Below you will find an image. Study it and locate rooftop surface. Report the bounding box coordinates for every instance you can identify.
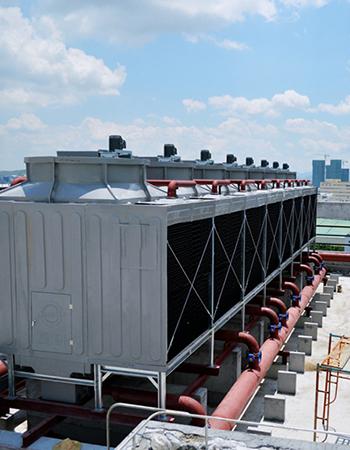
[262,275,350,443]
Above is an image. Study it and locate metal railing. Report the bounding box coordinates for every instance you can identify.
[106,403,350,450]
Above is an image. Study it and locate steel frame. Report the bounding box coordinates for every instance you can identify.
[314,333,350,442]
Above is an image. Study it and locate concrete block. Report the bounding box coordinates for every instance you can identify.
[323,285,334,299]
[264,395,285,422]
[277,370,297,395]
[298,335,312,356]
[314,301,327,317]
[310,310,323,327]
[314,292,331,307]
[289,351,305,373]
[247,427,272,436]
[327,279,337,291]
[304,322,318,341]
[266,363,287,380]
[296,314,311,329]
[329,274,339,283]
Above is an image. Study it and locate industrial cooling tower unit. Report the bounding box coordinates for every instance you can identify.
[0,144,316,409]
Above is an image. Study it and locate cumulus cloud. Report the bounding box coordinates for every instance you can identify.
[317,95,350,115]
[182,98,207,112]
[0,7,126,107]
[35,0,278,45]
[285,118,338,135]
[208,90,310,116]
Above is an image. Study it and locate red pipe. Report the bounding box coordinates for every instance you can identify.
[209,268,326,430]
[0,363,7,377]
[182,320,259,397]
[311,252,324,263]
[10,176,27,186]
[317,251,350,263]
[253,296,288,326]
[306,256,320,266]
[282,281,300,296]
[294,263,313,277]
[267,297,288,326]
[246,306,280,339]
[178,396,206,426]
[195,179,233,195]
[147,179,197,198]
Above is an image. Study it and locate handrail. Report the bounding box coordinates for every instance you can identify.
[107,402,350,450]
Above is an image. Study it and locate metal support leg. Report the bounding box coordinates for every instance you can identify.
[94,364,103,411]
[259,320,265,346]
[157,372,166,409]
[210,218,215,367]
[7,355,15,399]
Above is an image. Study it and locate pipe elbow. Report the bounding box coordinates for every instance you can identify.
[237,332,261,369]
[267,297,288,326]
[178,396,206,427]
[283,281,301,306]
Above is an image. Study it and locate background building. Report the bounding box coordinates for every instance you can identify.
[312,159,349,187]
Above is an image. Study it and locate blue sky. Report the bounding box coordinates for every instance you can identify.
[0,0,350,172]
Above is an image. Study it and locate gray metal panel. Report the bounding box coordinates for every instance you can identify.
[0,206,14,347]
[85,206,167,369]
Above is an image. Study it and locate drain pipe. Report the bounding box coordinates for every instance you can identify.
[214,331,261,370]
[246,306,281,339]
[209,268,326,430]
[294,263,314,286]
[253,296,289,327]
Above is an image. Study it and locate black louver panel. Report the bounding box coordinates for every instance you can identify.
[293,197,302,250]
[282,199,293,261]
[167,192,314,363]
[302,195,310,245]
[167,219,211,360]
[310,194,317,239]
[245,207,264,294]
[214,212,243,320]
[266,202,281,275]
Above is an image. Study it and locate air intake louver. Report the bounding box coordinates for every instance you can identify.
[167,219,212,359]
[294,197,302,250]
[282,199,293,261]
[267,203,281,275]
[214,212,243,320]
[245,207,264,294]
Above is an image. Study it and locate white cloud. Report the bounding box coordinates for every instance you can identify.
[208,90,310,116]
[285,118,338,135]
[0,7,126,107]
[280,0,329,7]
[5,113,46,131]
[185,33,249,51]
[182,98,207,112]
[35,0,277,45]
[317,95,350,115]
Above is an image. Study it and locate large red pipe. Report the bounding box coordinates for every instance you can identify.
[318,252,350,263]
[209,268,326,430]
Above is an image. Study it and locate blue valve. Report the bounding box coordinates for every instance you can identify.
[248,351,262,365]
